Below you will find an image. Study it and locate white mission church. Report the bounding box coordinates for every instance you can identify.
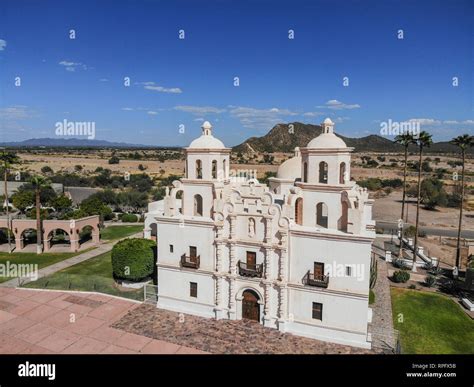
[144,118,376,348]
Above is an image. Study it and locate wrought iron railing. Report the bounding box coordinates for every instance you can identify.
[180,254,200,269]
[303,270,329,288]
[238,260,263,278]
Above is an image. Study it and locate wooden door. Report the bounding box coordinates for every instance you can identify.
[189,246,197,262]
[314,262,324,279]
[242,290,259,322]
[246,251,256,269]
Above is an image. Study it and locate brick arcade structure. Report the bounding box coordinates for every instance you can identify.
[0,215,100,253]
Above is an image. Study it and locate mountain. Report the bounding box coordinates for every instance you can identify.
[232,122,473,154]
[0,138,150,148]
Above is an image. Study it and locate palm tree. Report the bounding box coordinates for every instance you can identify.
[412,131,433,272]
[0,151,20,253]
[450,134,474,272]
[30,176,50,255]
[394,133,416,258]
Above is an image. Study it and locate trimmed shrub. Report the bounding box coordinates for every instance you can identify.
[111,238,156,282]
[393,270,410,283]
[369,290,375,305]
[121,213,138,223]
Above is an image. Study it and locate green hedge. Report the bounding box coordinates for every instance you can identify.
[393,270,411,283]
[121,213,138,223]
[111,238,156,281]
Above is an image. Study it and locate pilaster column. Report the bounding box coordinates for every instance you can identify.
[229,215,237,275]
[279,286,288,320]
[279,231,288,281]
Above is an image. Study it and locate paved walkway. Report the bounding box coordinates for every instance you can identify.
[112,304,375,354]
[0,288,205,354]
[369,239,398,353]
[0,232,142,288]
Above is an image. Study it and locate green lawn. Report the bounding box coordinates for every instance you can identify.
[24,251,143,301]
[100,225,143,241]
[0,251,87,284]
[391,288,474,354]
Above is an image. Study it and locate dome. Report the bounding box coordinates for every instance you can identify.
[277,149,302,179]
[189,135,225,149]
[188,121,226,149]
[307,132,347,149]
[323,117,334,124]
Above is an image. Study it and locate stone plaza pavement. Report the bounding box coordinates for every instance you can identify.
[113,304,375,354]
[0,288,205,354]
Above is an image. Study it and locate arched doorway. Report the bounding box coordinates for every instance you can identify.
[21,228,37,249]
[316,202,328,228]
[46,228,71,250]
[242,289,260,322]
[295,198,303,225]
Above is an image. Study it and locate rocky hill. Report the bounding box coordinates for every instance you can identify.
[232,122,473,155]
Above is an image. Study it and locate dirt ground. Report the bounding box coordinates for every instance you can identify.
[372,191,474,230]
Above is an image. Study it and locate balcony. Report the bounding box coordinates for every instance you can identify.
[180,254,200,269]
[303,271,329,288]
[238,260,263,278]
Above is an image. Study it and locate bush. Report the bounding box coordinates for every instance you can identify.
[121,213,138,223]
[111,238,156,282]
[369,290,375,305]
[393,270,410,283]
[424,275,437,288]
[408,284,417,290]
[393,258,409,270]
[108,156,120,164]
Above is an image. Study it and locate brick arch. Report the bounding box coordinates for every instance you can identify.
[43,226,72,252]
[8,216,100,253]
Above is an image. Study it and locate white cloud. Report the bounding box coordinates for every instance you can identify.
[318,99,361,110]
[174,105,226,115]
[137,81,182,94]
[228,105,298,130]
[0,105,31,119]
[303,111,324,117]
[59,60,89,72]
[443,119,474,125]
[99,78,108,82]
[121,107,134,111]
[408,118,441,125]
[194,117,205,122]
[0,39,6,51]
[147,111,158,115]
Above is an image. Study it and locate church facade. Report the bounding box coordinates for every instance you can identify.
[144,119,375,348]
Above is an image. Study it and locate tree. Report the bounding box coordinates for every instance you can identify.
[412,131,433,272]
[108,156,120,164]
[11,190,35,212]
[51,194,73,218]
[30,175,51,254]
[79,196,113,222]
[0,151,20,253]
[420,178,447,210]
[450,134,474,272]
[394,133,416,259]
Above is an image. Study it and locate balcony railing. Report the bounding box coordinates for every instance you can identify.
[304,270,329,288]
[180,254,200,269]
[238,260,263,278]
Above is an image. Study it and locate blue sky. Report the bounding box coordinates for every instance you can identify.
[0,0,472,146]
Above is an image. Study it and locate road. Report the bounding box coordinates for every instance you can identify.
[375,221,474,239]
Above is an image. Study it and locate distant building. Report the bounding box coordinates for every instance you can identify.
[145,119,376,348]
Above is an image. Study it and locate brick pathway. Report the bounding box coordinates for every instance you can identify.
[369,239,398,353]
[0,288,204,354]
[0,232,142,288]
[112,304,376,354]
